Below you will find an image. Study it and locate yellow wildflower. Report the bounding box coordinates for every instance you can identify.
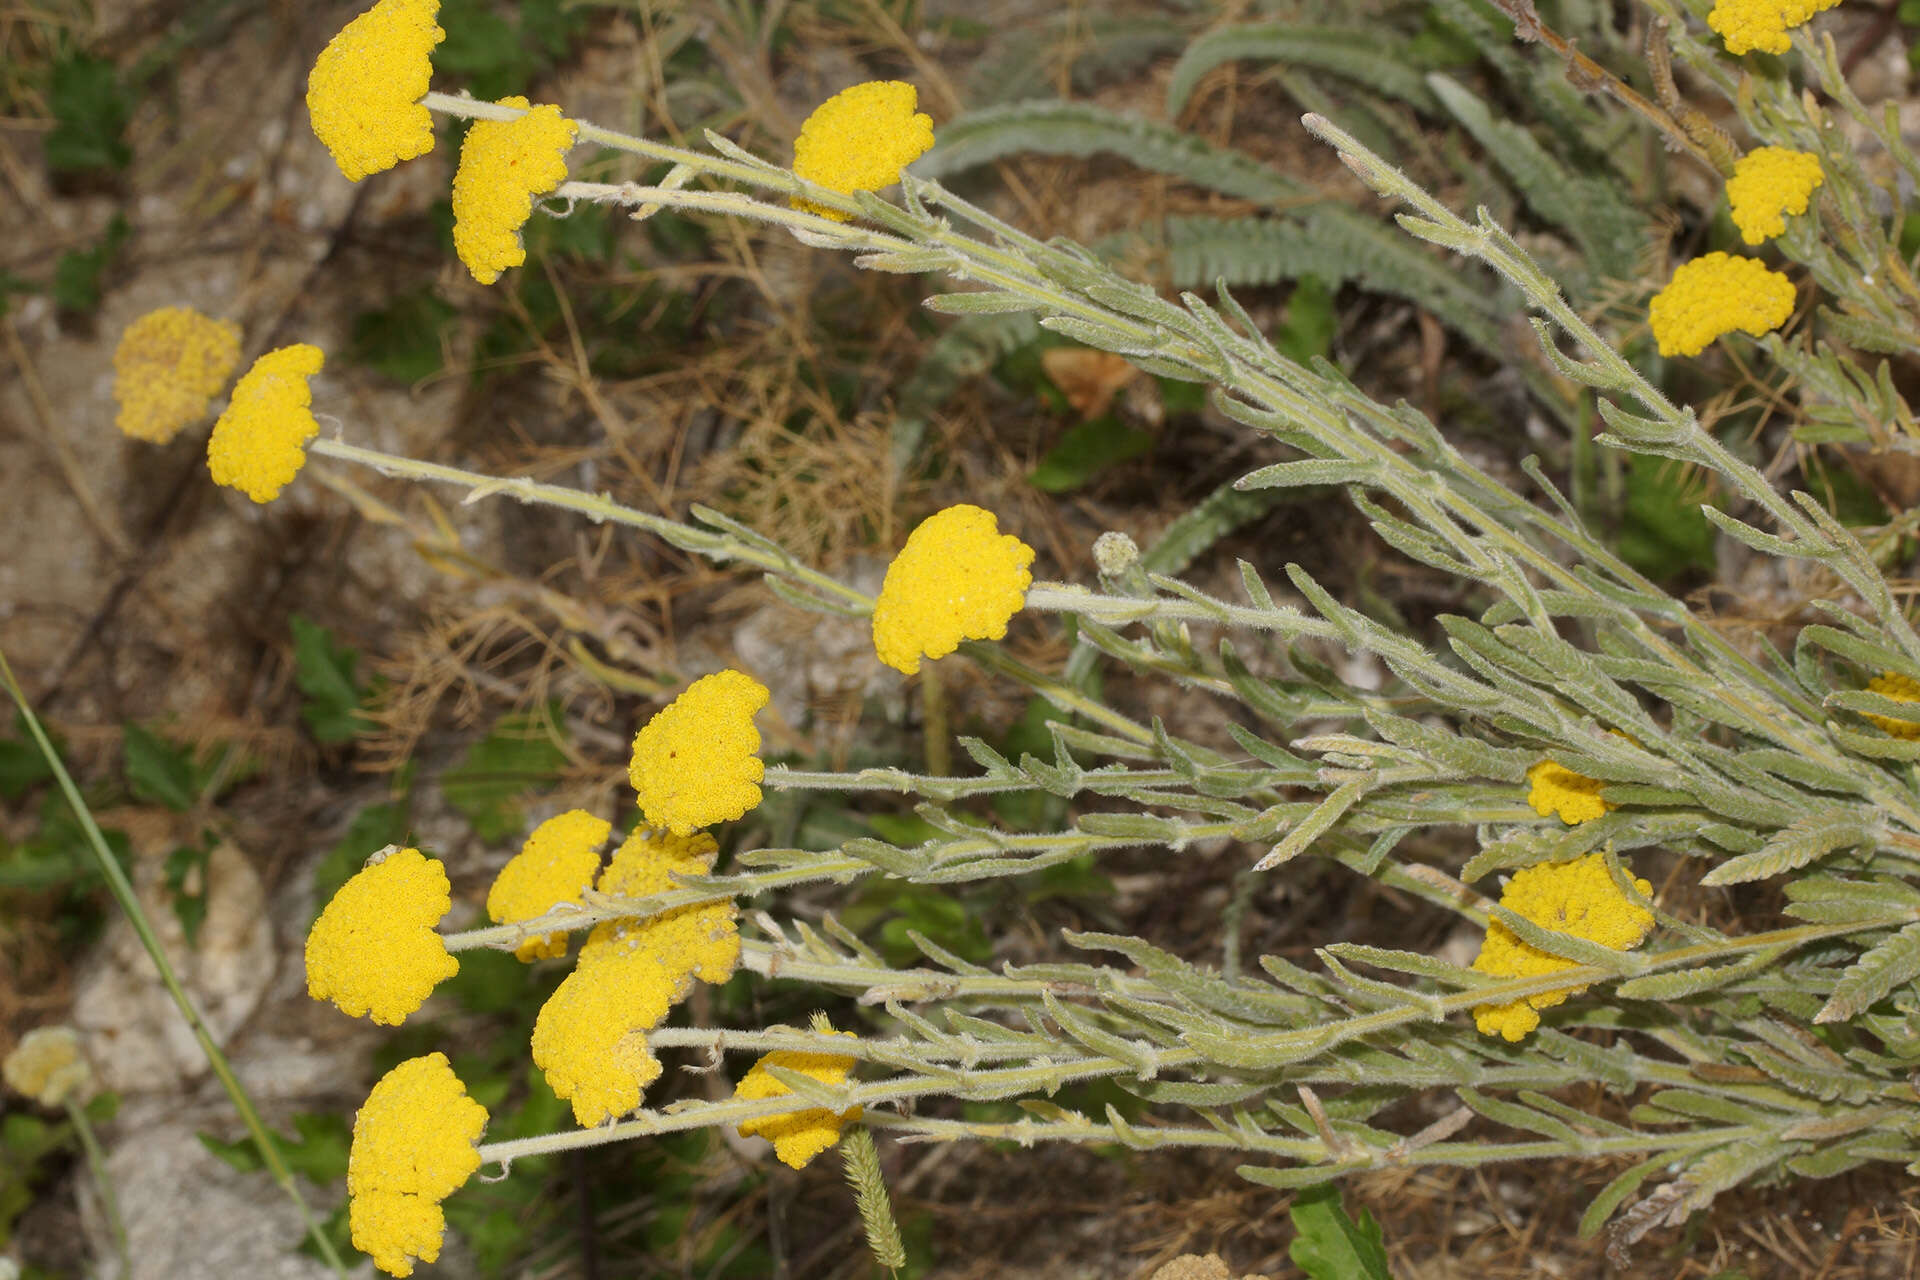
[734,1031,862,1169]
[111,307,242,444]
[872,504,1034,675]
[206,344,325,503]
[1647,252,1796,358]
[1471,853,1655,1042]
[791,80,935,221]
[306,847,459,1025]
[487,809,610,961]
[307,0,445,182]
[628,669,770,836]
[1525,759,1611,825]
[1863,672,1920,739]
[1707,0,1840,57]
[451,97,578,284]
[3,1026,91,1107]
[1727,147,1823,244]
[347,1053,488,1277]
[531,830,740,1126]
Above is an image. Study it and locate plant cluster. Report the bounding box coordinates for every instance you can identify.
[61,0,1920,1272]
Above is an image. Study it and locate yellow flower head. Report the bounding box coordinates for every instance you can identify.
[531,830,740,1126]
[306,846,459,1025]
[112,307,242,444]
[1863,672,1920,739]
[1525,759,1611,826]
[347,1053,488,1277]
[1727,146,1823,245]
[1647,252,1795,358]
[734,1030,862,1169]
[487,809,611,962]
[206,344,325,503]
[1707,0,1840,57]
[872,504,1034,675]
[307,0,445,182]
[1471,853,1655,1042]
[791,80,935,221]
[3,1026,91,1107]
[451,97,578,284]
[628,669,770,836]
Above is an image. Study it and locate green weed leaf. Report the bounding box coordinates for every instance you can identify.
[44,52,132,175]
[290,615,373,744]
[52,214,128,315]
[1029,416,1154,492]
[123,722,200,812]
[1288,1183,1393,1279]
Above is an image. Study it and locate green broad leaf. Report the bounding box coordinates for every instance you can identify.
[52,214,128,315]
[1616,452,1716,580]
[435,0,589,101]
[1275,275,1336,364]
[43,52,133,175]
[0,714,54,799]
[1028,416,1154,493]
[348,287,457,385]
[442,709,569,843]
[289,614,372,744]
[1288,1183,1393,1279]
[123,722,200,812]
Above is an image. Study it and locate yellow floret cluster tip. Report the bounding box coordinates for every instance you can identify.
[451,97,579,284]
[1471,853,1656,1042]
[306,846,459,1025]
[1863,672,1920,739]
[791,80,936,221]
[531,830,741,1125]
[872,504,1035,675]
[112,307,242,444]
[206,344,325,503]
[1727,146,1823,244]
[347,1053,488,1276]
[486,809,611,961]
[3,1026,91,1107]
[1707,0,1841,56]
[734,1031,862,1168]
[628,669,770,836]
[1647,252,1796,358]
[1525,759,1611,826]
[307,0,445,182]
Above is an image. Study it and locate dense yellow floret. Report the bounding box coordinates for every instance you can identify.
[206,344,325,503]
[1647,253,1796,358]
[347,1053,488,1276]
[486,809,610,961]
[531,830,740,1126]
[1525,759,1612,826]
[111,307,242,444]
[734,1031,862,1169]
[791,81,935,221]
[1471,853,1655,1042]
[3,1026,91,1107]
[305,847,459,1025]
[1863,672,1920,739]
[451,97,578,284]
[1707,0,1840,56]
[1727,147,1823,244]
[307,0,443,182]
[872,504,1034,675]
[628,670,770,835]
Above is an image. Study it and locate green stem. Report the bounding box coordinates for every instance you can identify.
[0,649,347,1277]
[65,1096,130,1279]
